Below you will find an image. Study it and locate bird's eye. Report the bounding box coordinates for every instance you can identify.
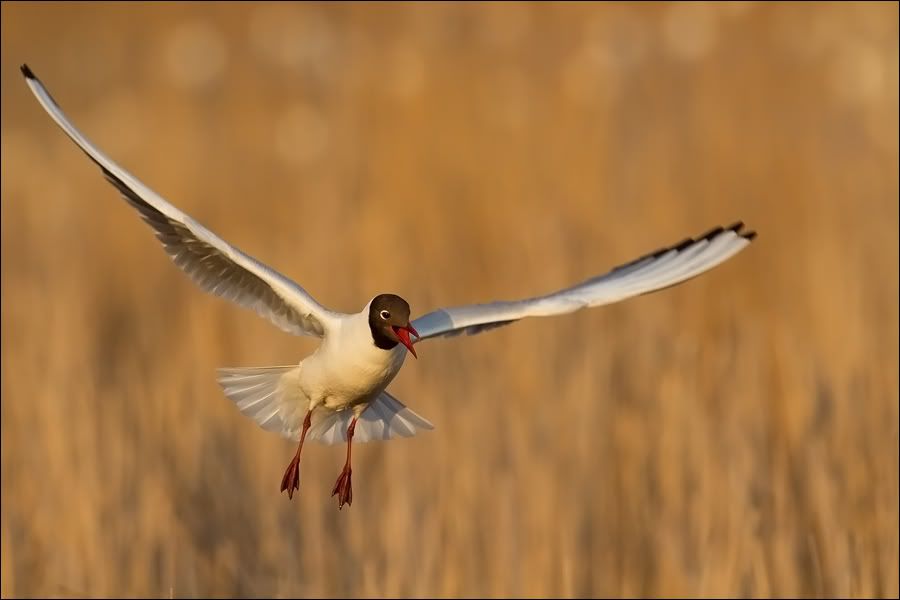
[380,310,391,320]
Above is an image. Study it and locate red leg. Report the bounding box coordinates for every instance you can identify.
[280,410,312,500]
[331,417,357,510]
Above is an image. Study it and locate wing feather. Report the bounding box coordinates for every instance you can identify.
[413,222,756,341]
[21,64,339,337]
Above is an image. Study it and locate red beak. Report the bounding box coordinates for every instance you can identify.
[393,323,420,358]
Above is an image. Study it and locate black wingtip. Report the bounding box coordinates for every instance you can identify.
[673,237,694,252]
[20,64,35,79]
[700,225,725,241]
[727,220,757,241]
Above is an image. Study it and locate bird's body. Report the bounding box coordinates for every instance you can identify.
[296,301,408,413]
[21,63,757,510]
[219,299,411,439]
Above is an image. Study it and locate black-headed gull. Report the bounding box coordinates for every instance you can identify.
[21,64,757,509]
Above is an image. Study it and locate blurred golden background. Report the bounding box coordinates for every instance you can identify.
[2,2,897,598]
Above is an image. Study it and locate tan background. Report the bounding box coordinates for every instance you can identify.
[2,2,898,597]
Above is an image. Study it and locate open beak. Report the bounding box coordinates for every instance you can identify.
[392,323,420,358]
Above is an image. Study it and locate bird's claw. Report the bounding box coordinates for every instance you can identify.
[331,466,353,509]
[280,456,301,499]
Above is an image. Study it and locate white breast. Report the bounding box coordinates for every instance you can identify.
[298,311,407,410]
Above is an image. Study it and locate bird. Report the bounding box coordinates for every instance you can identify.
[21,63,757,510]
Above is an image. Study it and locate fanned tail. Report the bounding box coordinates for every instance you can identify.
[216,365,306,440]
[307,391,434,445]
[217,367,434,446]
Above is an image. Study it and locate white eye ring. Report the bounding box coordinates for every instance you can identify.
[380,310,391,320]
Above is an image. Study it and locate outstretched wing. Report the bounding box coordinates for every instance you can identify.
[412,222,756,341]
[21,64,340,337]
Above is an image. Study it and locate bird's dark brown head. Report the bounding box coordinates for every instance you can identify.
[368,294,420,358]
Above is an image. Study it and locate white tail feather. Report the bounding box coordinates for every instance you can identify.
[216,365,305,439]
[307,391,434,445]
[216,366,434,446]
